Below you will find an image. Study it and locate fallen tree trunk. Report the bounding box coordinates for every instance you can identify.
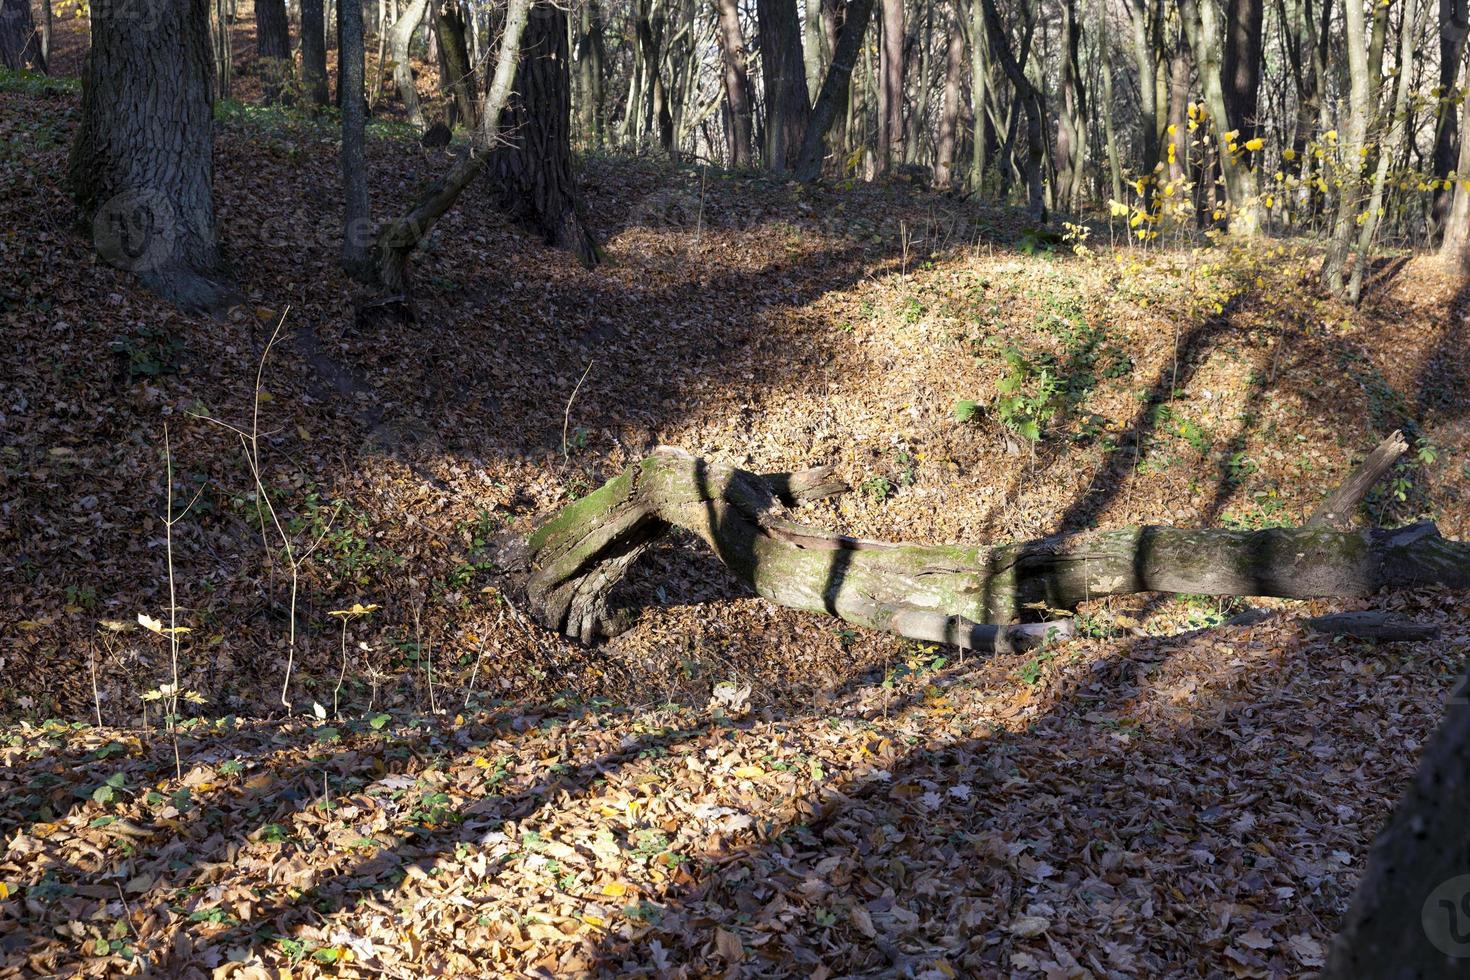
[509,448,1470,652]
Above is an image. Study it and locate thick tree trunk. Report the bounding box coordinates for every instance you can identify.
[758,0,812,171]
[489,0,599,267]
[512,449,1470,652]
[255,0,292,103]
[0,0,46,71]
[68,0,229,312]
[302,0,329,105]
[713,0,755,167]
[1324,657,1470,978]
[1221,0,1263,145]
[795,0,875,180]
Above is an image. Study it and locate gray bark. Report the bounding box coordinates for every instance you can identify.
[1324,658,1470,978]
[340,0,372,275]
[68,0,230,312]
[390,0,430,128]
[758,0,812,171]
[364,0,529,305]
[302,0,329,105]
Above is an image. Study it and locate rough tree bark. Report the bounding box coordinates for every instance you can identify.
[0,0,46,71]
[757,0,812,172]
[489,0,599,267]
[255,0,292,103]
[510,445,1470,653]
[795,0,875,180]
[302,0,330,105]
[68,0,230,312]
[713,0,755,167]
[1324,656,1470,978]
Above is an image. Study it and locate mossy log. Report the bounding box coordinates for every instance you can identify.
[510,448,1470,653]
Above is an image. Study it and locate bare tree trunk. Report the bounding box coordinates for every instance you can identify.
[1097,0,1121,202]
[1222,0,1263,147]
[634,0,675,153]
[1181,0,1259,234]
[256,0,292,102]
[340,0,372,276]
[1320,0,1369,292]
[713,0,754,166]
[796,0,875,178]
[1431,0,1470,235]
[390,0,430,128]
[758,0,812,171]
[574,0,606,147]
[69,0,228,311]
[933,0,965,187]
[968,0,989,190]
[490,0,600,266]
[365,0,530,305]
[0,0,47,71]
[434,0,476,128]
[1323,658,1470,977]
[803,0,825,99]
[514,449,1470,651]
[877,0,903,170]
[1348,0,1420,303]
[302,0,329,104]
[981,0,1044,222]
[210,0,231,98]
[1125,0,1159,206]
[1441,87,1470,263]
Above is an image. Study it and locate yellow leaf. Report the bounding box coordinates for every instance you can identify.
[471,757,493,768]
[601,881,628,897]
[137,613,164,634]
[731,765,764,779]
[582,914,605,928]
[0,883,10,900]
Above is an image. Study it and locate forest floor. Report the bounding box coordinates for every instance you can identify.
[5,49,1470,977]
